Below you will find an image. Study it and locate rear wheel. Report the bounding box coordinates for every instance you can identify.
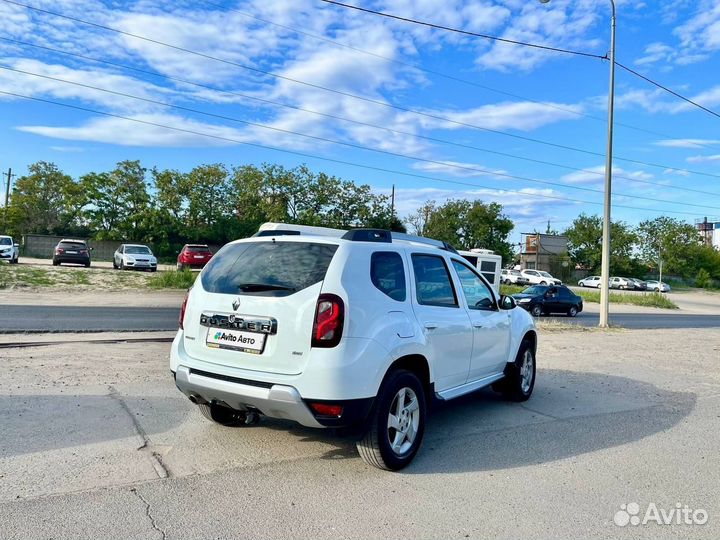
[197,402,257,427]
[52,259,59,266]
[357,370,426,471]
[596,283,602,288]
[500,339,536,402]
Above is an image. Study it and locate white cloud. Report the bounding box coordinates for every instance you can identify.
[687,154,720,163]
[561,165,653,186]
[635,42,675,65]
[16,113,252,147]
[411,161,507,178]
[655,138,720,148]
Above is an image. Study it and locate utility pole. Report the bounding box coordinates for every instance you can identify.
[390,184,395,219]
[3,167,15,229]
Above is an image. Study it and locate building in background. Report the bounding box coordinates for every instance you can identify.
[697,217,720,250]
[520,233,572,281]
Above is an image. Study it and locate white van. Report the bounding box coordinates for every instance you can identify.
[457,249,502,295]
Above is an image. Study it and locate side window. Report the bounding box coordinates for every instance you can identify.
[411,254,458,308]
[451,260,496,311]
[371,251,406,302]
[480,260,497,284]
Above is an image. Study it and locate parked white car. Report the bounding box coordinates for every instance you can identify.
[113,244,157,272]
[646,280,671,292]
[501,268,530,285]
[171,224,537,470]
[521,269,561,285]
[610,276,634,290]
[0,235,19,264]
[578,275,603,288]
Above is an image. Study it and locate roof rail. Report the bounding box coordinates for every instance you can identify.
[253,229,301,237]
[391,232,458,254]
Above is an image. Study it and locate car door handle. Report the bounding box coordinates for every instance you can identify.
[473,323,484,328]
[424,323,438,330]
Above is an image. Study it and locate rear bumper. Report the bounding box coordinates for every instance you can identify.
[175,365,324,428]
[54,255,90,264]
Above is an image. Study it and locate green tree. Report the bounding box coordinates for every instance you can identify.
[7,161,84,235]
[405,200,436,237]
[421,199,514,263]
[564,214,640,275]
[82,160,150,240]
[636,217,703,277]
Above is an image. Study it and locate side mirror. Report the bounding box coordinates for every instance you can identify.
[90,247,95,251]
[499,295,516,310]
[14,243,19,248]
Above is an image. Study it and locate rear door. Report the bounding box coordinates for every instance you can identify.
[409,253,472,391]
[450,259,510,380]
[182,240,338,376]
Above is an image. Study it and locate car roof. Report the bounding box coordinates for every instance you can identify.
[124,244,150,248]
[59,238,86,243]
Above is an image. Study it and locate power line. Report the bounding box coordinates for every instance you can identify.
[5,0,720,179]
[320,0,720,121]
[616,60,720,120]
[0,89,704,218]
[5,36,720,196]
[201,0,717,148]
[320,0,606,60]
[5,63,720,211]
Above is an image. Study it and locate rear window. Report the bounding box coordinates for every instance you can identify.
[201,241,338,296]
[371,251,406,301]
[58,241,86,249]
[186,245,210,252]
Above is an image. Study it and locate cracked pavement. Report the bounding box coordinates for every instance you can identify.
[0,328,719,539]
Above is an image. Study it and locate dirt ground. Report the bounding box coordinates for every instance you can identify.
[0,328,719,539]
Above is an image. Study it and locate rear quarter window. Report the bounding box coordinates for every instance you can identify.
[201,241,338,296]
[371,251,406,301]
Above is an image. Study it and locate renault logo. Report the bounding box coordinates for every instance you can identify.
[232,297,241,311]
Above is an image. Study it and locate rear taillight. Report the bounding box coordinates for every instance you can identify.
[56,248,64,254]
[312,294,344,348]
[179,290,190,330]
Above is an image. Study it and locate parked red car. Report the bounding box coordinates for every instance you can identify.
[177,244,213,270]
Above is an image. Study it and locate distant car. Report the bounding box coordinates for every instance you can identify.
[53,239,91,267]
[646,280,671,292]
[578,275,603,288]
[610,277,634,290]
[501,268,530,285]
[113,244,157,272]
[512,284,583,317]
[627,278,647,291]
[521,269,562,286]
[0,235,19,264]
[177,244,213,271]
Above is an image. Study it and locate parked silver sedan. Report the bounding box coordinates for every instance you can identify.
[646,280,671,292]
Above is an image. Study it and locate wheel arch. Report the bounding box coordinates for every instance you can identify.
[522,329,538,356]
[384,354,433,400]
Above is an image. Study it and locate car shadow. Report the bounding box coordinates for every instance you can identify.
[263,369,696,474]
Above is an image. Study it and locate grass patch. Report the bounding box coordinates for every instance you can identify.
[535,319,625,332]
[0,265,55,288]
[499,284,525,296]
[148,269,196,289]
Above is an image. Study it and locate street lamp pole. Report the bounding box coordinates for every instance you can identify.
[598,0,616,328]
[539,0,615,327]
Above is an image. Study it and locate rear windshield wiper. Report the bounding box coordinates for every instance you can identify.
[237,283,296,292]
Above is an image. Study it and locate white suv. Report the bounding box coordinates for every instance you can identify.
[170,225,537,470]
[521,269,561,286]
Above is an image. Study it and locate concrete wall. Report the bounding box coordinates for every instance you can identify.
[21,234,222,261]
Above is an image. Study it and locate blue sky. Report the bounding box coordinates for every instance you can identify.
[1,0,720,243]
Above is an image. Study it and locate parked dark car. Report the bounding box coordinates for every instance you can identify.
[512,284,583,317]
[177,244,213,270]
[628,278,647,290]
[52,239,91,267]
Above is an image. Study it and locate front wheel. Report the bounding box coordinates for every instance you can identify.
[568,305,578,317]
[10,255,18,264]
[539,281,547,285]
[530,304,543,317]
[357,370,426,471]
[596,283,602,288]
[500,339,536,402]
[177,263,185,271]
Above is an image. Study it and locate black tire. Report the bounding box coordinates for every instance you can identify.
[52,259,59,266]
[568,305,578,317]
[357,369,426,471]
[500,339,536,402]
[119,260,125,271]
[197,403,251,427]
[596,283,602,289]
[84,262,90,268]
[112,259,118,269]
[530,304,543,317]
[10,255,18,264]
[150,268,157,273]
[539,281,547,285]
[177,263,185,271]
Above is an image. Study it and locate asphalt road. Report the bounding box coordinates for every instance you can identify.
[2,329,719,539]
[2,304,719,332]
[0,305,180,333]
